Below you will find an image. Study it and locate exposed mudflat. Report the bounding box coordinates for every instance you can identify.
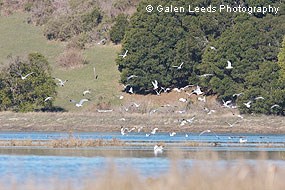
[0,111,284,134]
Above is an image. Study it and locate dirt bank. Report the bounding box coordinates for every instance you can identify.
[0,111,284,134]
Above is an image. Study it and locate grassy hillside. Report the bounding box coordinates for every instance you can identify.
[0,13,122,112]
[0,13,62,63]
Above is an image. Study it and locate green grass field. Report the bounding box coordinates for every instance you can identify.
[0,13,122,112]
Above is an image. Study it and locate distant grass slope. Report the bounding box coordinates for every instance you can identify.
[0,13,62,63]
[0,13,122,112]
[53,46,122,111]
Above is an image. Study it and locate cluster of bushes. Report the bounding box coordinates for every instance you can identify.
[57,48,88,69]
[0,0,139,45]
[44,7,102,41]
[0,53,57,112]
[117,0,285,115]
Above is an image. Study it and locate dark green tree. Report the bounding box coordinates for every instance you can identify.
[198,15,285,115]
[110,14,129,44]
[117,0,239,93]
[278,35,285,78]
[0,53,57,112]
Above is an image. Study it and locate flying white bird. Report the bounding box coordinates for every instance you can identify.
[180,120,187,126]
[119,50,128,58]
[83,90,91,96]
[237,114,244,119]
[151,80,159,90]
[150,127,158,135]
[233,93,243,98]
[70,99,89,107]
[180,84,194,91]
[132,102,140,108]
[17,72,34,80]
[255,96,265,100]
[222,99,232,108]
[198,74,214,77]
[192,85,203,95]
[161,87,171,93]
[210,46,217,50]
[54,78,68,86]
[44,97,52,102]
[244,101,252,108]
[226,60,233,69]
[271,104,280,109]
[169,132,176,137]
[97,109,113,113]
[186,116,195,124]
[199,129,219,139]
[225,120,239,127]
[127,75,138,81]
[172,62,184,70]
[128,87,134,94]
[204,107,216,115]
[199,129,211,136]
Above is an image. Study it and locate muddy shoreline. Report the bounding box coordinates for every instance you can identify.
[0,111,284,134]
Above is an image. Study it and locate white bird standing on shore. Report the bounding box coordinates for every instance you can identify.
[239,137,247,143]
[17,72,34,80]
[119,50,128,58]
[154,144,163,155]
[179,98,187,102]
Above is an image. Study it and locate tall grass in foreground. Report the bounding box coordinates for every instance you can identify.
[2,160,285,190]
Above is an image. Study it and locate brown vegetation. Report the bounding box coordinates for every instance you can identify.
[0,137,125,148]
[57,48,87,69]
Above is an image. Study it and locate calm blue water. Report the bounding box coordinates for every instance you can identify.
[0,132,285,188]
[0,132,284,144]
